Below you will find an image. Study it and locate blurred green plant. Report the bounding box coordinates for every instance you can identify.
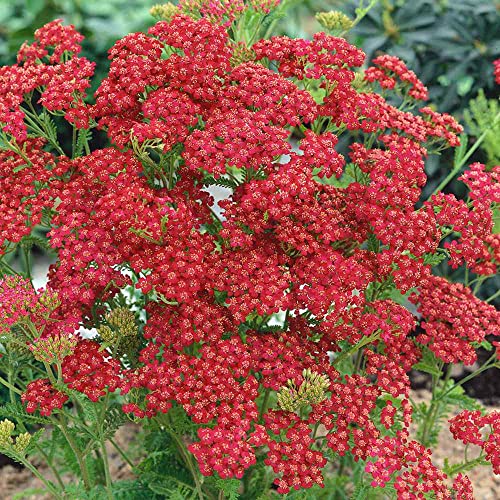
[464,90,500,167]
[342,0,500,114]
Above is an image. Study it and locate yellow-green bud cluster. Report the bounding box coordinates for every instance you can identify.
[277,369,330,412]
[0,419,31,454]
[150,3,178,21]
[30,334,77,364]
[13,432,31,453]
[98,308,139,358]
[230,42,256,67]
[37,290,61,313]
[351,70,369,92]
[315,11,353,33]
[4,323,31,357]
[0,419,15,447]
[107,308,138,336]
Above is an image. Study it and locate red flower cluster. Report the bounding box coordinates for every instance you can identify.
[0,275,73,340]
[1,13,498,498]
[22,378,68,416]
[411,276,500,365]
[366,434,449,497]
[449,410,500,474]
[0,139,58,247]
[453,473,474,500]
[265,418,327,493]
[174,0,280,26]
[0,20,94,139]
[62,340,122,402]
[365,54,429,100]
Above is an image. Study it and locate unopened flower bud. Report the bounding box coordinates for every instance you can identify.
[0,420,15,447]
[30,334,77,364]
[277,369,330,412]
[106,307,138,337]
[230,41,256,67]
[98,308,139,359]
[351,70,369,92]
[316,11,353,33]
[150,3,178,21]
[37,289,61,312]
[13,432,31,453]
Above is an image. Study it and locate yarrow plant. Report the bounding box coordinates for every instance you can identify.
[0,1,499,498]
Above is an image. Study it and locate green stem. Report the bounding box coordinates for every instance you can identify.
[20,456,62,498]
[168,428,204,500]
[0,132,33,166]
[6,369,66,490]
[420,362,446,447]
[259,387,271,422]
[159,413,204,499]
[57,414,91,490]
[100,438,113,500]
[435,353,498,403]
[0,375,23,395]
[486,288,500,303]
[97,393,113,499]
[312,422,320,440]
[332,331,380,368]
[0,257,18,275]
[353,348,364,373]
[431,110,500,196]
[72,125,77,159]
[24,103,65,156]
[22,245,33,281]
[444,453,488,476]
[109,437,135,469]
[350,0,380,30]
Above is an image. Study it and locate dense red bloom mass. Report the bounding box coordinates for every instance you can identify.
[0,13,498,499]
[22,378,68,416]
[365,54,429,100]
[411,276,500,365]
[62,340,122,402]
[453,473,474,500]
[450,410,500,475]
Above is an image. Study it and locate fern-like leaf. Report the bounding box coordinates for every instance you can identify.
[464,90,500,166]
[215,477,240,500]
[20,235,51,252]
[0,402,51,425]
[74,128,92,158]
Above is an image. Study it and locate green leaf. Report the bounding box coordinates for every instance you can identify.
[136,431,196,496]
[74,128,93,158]
[422,252,447,267]
[64,483,107,500]
[102,404,128,441]
[457,75,474,96]
[413,347,442,377]
[111,480,159,500]
[215,477,240,500]
[25,0,45,16]
[443,384,484,412]
[0,402,51,426]
[38,109,61,152]
[12,487,48,500]
[367,233,380,253]
[351,483,370,500]
[493,206,500,235]
[20,235,51,252]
